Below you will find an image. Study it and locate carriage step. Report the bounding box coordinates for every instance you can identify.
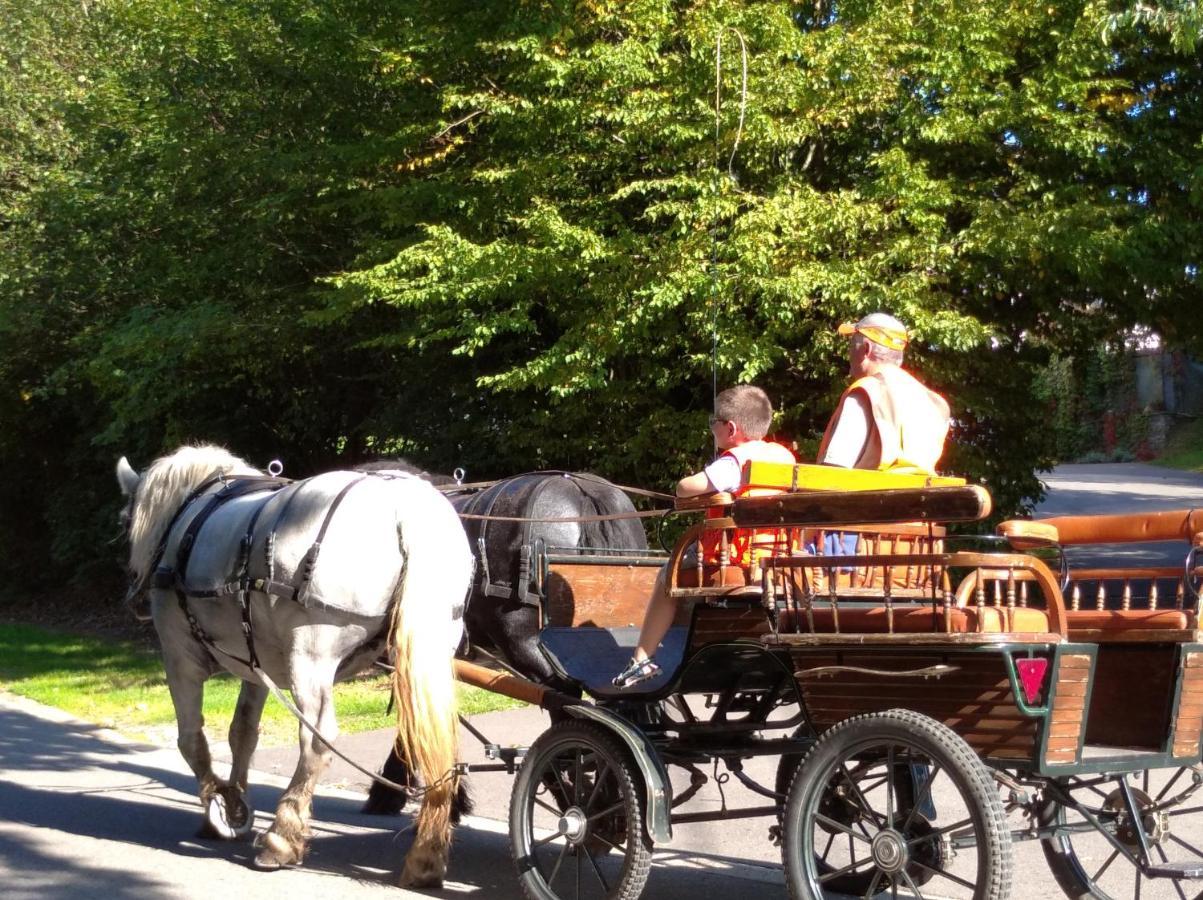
[1145,861,1203,879]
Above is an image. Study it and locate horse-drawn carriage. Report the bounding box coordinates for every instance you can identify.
[118,447,1203,899]
[451,461,1203,900]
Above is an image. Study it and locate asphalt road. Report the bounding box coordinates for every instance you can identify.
[2,462,1202,899]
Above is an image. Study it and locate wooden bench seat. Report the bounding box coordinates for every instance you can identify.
[1064,609,1199,643]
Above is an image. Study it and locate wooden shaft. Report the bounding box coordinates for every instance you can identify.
[454,659,547,707]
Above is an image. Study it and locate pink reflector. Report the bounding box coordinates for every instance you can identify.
[1015,658,1049,705]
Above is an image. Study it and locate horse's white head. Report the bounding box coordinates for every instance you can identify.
[117,445,259,618]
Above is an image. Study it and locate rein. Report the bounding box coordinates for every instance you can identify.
[456,508,669,524]
[438,471,674,504]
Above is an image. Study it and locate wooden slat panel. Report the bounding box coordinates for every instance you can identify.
[545,563,661,627]
[1172,651,1203,759]
[687,606,773,652]
[791,647,1038,761]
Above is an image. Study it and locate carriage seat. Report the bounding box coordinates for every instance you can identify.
[539,625,688,697]
[777,604,1052,635]
[1064,609,1199,642]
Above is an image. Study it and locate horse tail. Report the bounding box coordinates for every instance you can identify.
[389,489,469,887]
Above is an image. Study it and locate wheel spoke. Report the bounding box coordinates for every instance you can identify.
[533,831,567,850]
[886,744,895,823]
[1155,843,1189,900]
[908,816,972,844]
[551,760,573,808]
[585,800,626,825]
[1086,782,1112,801]
[1091,847,1121,883]
[588,830,625,854]
[861,869,884,900]
[817,856,877,883]
[838,763,887,827]
[1169,805,1203,819]
[814,812,873,843]
[582,760,611,812]
[1156,767,1186,803]
[582,844,611,893]
[1169,833,1203,858]
[898,867,928,900]
[546,840,570,887]
[901,764,942,832]
[911,858,976,891]
[819,830,836,863]
[573,750,583,806]
[533,795,564,817]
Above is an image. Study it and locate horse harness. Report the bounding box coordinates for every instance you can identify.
[151,471,392,669]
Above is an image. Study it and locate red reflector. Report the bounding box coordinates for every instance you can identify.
[1016,658,1049,705]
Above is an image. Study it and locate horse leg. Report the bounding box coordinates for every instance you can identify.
[160,650,228,836]
[204,679,267,840]
[255,664,337,870]
[362,748,411,815]
[362,748,474,823]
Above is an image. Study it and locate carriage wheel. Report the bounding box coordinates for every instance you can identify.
[781,709,1012,900]
[776,735,922,895]
[510,721,653,900]
[1038,767,1203,899]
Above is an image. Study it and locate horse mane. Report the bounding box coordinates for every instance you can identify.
[127,444,260,581]
[356,458,457,487]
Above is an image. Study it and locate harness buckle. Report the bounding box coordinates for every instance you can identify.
[152,566,175,590]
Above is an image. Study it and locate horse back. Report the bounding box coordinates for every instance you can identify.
[164,471,454,620]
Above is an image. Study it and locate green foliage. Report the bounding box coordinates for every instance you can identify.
[1157,415,1203,471]
[1,0,1202,592]
[1035,346,1151,462]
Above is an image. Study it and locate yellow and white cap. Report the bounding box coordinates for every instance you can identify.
[837,312,909,351]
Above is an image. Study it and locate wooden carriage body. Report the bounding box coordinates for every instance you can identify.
[501,462,1203,784]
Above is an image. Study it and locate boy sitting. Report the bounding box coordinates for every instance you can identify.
[612,385,795,689]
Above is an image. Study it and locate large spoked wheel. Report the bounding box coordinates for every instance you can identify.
[781,709,1012,900]
[1038,766,1203,899]
[510,720,653,900]
[775,729,921,895]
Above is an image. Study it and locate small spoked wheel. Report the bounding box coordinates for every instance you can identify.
[781,709,1012,900]
[510,720,653,900]
[1038,766,1203,899]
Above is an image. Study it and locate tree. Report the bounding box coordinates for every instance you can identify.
[0,0,1199,589]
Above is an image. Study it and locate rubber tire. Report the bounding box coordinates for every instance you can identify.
[510,720,653,900]
[781,708,1012,900]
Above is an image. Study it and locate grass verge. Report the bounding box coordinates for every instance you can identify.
[0,622,523,747]
[1156,417,1203,472]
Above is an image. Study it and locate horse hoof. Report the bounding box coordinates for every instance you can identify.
[253,831,302,870]
[399,857,446,890]
[206,792,254,840]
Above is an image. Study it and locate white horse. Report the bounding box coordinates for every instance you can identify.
[116,444,472,887]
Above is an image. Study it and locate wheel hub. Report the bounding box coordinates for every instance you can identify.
[871,829,909,874]
[1103,788,1170,850]
[557,807,588,844]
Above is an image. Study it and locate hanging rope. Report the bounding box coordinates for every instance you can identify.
[710,27,750,427]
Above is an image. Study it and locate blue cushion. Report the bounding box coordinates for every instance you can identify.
[539,626,689,697]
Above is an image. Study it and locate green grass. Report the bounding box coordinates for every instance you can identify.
[1155,417,1203,472]
[0,622,522,747]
